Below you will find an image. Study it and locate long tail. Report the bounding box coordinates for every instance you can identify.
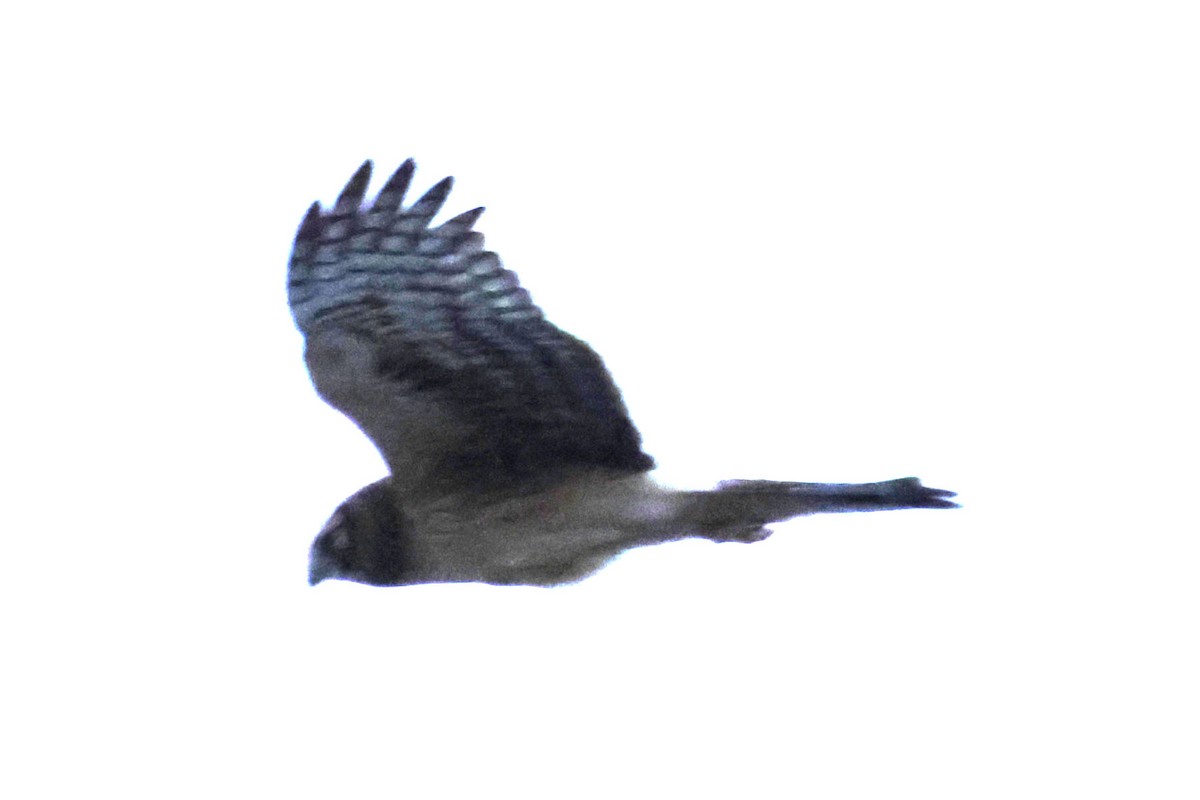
[678,477,957,542]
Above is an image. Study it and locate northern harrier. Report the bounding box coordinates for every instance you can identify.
[289,159,956,587]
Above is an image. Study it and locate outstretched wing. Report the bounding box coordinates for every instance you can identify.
[288,160,653,504]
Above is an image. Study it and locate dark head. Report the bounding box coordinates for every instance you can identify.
[308,479,411,586]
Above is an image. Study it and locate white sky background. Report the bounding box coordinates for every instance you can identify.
[2,1,1197,797]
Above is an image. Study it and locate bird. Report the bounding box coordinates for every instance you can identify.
[288,158,957,587]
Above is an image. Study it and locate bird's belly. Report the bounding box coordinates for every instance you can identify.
[417,521,627,586]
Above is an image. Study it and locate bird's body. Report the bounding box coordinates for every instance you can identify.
[289,158,956,587]
[325,472,680,586]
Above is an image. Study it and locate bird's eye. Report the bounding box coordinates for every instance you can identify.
[332,528,351,551]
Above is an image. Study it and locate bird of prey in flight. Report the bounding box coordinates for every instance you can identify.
[288,159,956,587]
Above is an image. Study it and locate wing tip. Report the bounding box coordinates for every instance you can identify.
[410,175,455,219]
[375,159,417,210]
[296,201,323,240]
[334,160,373,213]
[437,205,486,233]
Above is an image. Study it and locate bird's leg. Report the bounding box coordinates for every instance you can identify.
[680,477,957,543]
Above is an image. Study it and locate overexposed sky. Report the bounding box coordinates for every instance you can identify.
[3,2,1197,797]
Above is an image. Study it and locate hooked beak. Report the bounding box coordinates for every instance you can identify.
[308,552,334,586]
